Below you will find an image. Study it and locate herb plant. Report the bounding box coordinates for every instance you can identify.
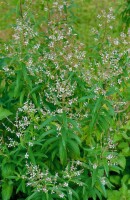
[0,0,129,199]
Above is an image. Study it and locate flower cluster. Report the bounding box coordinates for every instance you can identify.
[25,160,84,198]
[84,8,130,99]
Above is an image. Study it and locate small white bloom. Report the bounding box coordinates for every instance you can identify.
[59,193,64,198]
[28,142,33,147]
[25,153,29,159]
[100,177,106,185]
[93,163,98,169]
[114,39,119,45]
[63,182,68,187]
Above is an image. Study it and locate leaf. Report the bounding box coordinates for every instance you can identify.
[93,96,103,113]
[51,148,58,161]
[39,116,56,129]
[117,155,126,169]
[16,179,26,194]
[14,70,22,97]
[28,148,36,165]
[98,180,107,198]
[69,188,79,200]
[78,95,95,102]
[90,96,103,130]
[62,112,68,129]
[59,141,67,165]
[103,161,109,177]
[95,188,102,200]
[30,85,42,95]
[92,169,98,187]
[26,192,41,200]
[0,107,12,120]
[39,129,55,140]
[2,181,13,200]
[41,137,58,150]
[106,87,116,96]
[69,132,81,145]
[20,90,25,105]
[32,93,38,106]
[2,163,15,178]
[67,139,80,158]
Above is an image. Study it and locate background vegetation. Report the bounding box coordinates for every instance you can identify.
[0,0,130,199]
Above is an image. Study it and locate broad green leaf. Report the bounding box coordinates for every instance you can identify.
[117,155,126,169]
[0,107,12,120]
[2,181,13,200]
[2,163,15,178]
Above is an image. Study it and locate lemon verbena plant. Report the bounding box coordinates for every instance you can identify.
[0,0,129,200]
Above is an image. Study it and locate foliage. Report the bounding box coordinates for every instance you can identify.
[0,0,130,199]
[121,0,130,29]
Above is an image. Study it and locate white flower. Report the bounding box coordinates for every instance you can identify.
[25,153,29,159]
[93,163,98,169]
[28,142,33,147]
[42,187,48,193]
[59,193,64,198]
[100,177,106,185]
[63,182,68,187]
[118,79,122,84]
[114,39,119,45]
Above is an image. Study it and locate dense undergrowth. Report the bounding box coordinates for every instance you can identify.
[0,0,130,199]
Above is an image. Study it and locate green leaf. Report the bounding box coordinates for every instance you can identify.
[39,129,55,140]
[67,139,80,158]
[117,155,126,169]
[14,70,22,97]
[92,169,98,187]
[0,107,12,120]
[90,96,103,130]
[69,188,79,200]
[16,179,26,194]
[93,96,103,113]
[41,137,58,150]
[20,90,25,105]
[78,95,95,102]
[26,192,41,200]
[69,132,81,145]
[59,141,67,165]
[2,181,13,200]
[98,180,107,198]
[51,148,58,161]
[30,85,42,94]
[95,188,102,200]
[62,112,68,129]
[39,116,56,129]
[2,163,15,178]
[28,148,36,165]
